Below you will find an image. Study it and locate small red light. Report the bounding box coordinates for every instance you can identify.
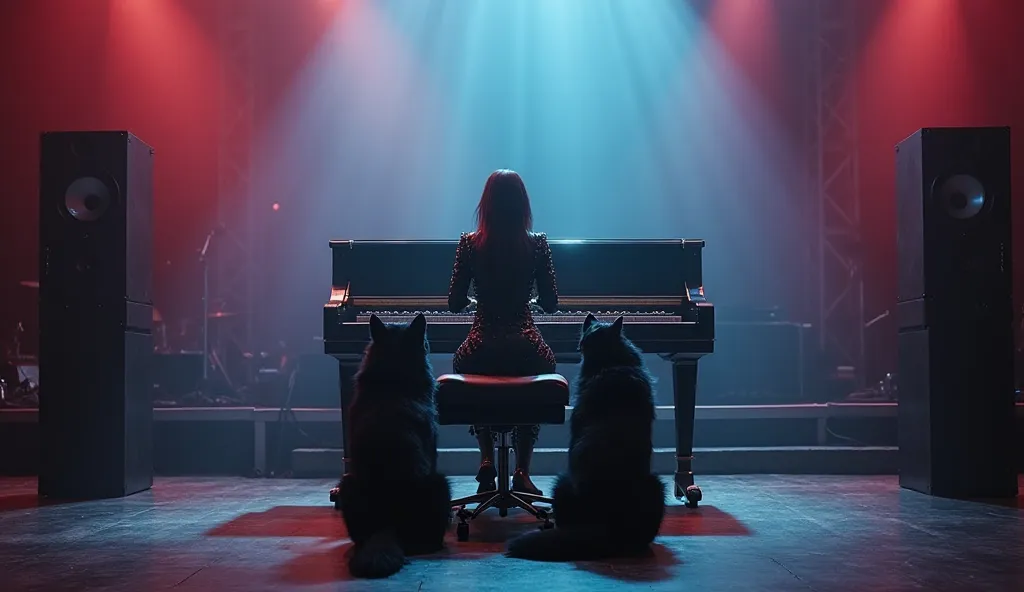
[271,203,280,211]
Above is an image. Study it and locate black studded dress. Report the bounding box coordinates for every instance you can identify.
[448,231,559,445]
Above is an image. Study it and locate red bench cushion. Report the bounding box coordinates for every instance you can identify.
[435,373,569,426]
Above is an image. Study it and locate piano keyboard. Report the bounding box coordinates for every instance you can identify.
[356,311,683,324]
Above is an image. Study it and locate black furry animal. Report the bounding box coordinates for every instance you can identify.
[506,313,665,561]
[337,313,452,578]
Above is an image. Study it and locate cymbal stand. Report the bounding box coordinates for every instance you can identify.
[200,229,213,384]
[209,223,255,393]
[195,229,225,403]
[195,228,244,404]
[12,321,22,360]
[0,323,14,403]
[210,347,236,392]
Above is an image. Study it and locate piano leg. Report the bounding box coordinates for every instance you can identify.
[337,361,359,474]
[330,360,359,509]
[671,359,703,508]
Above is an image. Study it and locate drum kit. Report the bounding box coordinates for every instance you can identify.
[4,225,288,407]
[152,305,245,355]
[2,277,261,407]
[0,281,40,407]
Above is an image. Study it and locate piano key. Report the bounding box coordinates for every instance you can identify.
[355,313,683,324]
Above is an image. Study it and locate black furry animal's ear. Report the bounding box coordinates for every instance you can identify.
[368,314,387,342]
[583,312,597,332]
[408,313,427,340]
[611,316,624,335]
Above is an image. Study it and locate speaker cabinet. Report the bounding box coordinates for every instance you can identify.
[38,131,154,500]
[895,127,1017,499]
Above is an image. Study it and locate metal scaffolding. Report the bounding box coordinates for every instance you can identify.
[810,0,865,386]
[215,0,257,366]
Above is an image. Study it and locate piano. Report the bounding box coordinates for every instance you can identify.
[323,239,715,499]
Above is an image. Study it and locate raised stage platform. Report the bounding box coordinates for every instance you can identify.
[3,403,1022,477]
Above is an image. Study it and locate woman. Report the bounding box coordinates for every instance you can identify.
[448,169,558,496]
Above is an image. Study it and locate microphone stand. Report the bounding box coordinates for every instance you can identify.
[0,323,16,403]
[198,229,214,399]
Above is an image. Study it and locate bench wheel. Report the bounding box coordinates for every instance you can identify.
[684,485,702,509]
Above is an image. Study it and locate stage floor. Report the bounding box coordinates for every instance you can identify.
[1,476,1022,591]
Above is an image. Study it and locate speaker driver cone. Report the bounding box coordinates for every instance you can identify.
[934,174,986,220]
[63,176,114,222]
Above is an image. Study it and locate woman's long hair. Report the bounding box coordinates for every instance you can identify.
[473,169,533,254]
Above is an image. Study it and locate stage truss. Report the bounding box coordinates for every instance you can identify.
[215,0,257,365]
[810,0,865,386]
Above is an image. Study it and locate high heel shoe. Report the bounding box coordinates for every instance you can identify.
[511,468,542,496]
[476,461,497,494]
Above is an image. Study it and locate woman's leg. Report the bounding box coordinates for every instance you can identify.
[512,425,542,495]
[475,426,494,464]
[472,426,497,493]
[454,344,498,493]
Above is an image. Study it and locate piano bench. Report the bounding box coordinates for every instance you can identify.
[436,373,569,426]
[435,373,569,541]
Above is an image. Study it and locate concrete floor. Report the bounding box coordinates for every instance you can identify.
[1,475,1022,591]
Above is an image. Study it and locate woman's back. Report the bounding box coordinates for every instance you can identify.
[448,228,558,377]
[449,231,557,324]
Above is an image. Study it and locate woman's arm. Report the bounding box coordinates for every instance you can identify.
[535,233,559,313]
[448,233,473,313]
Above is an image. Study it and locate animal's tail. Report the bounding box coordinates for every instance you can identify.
[348,530,406,579]
[506,526,616,561]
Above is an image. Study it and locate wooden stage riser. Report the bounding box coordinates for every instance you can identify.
[0,402,913,424]
[0,404,905,455]
[3,404,1022,477]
